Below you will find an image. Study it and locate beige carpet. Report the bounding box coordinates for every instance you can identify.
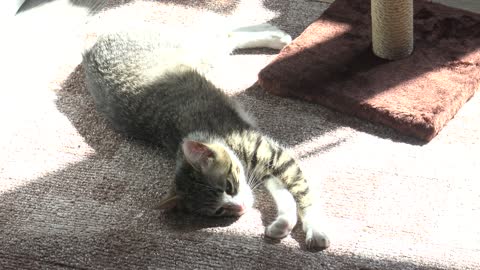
[1,0,479,269]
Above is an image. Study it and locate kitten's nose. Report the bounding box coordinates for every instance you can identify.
[223,203,246,216]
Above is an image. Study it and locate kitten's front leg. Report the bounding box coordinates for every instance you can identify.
[264,177,298,239]
[238,133,329,250]
[267,147,330,250]
[264,175,330,250]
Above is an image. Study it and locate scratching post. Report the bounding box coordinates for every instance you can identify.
[258,0,480,141]
[371,0,414,60]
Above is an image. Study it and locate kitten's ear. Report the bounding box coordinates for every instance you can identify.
[157,189,179,210]
[182,140,215,172]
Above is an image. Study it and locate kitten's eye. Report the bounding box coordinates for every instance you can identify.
[225,180,233,195]
[214,207,225,216]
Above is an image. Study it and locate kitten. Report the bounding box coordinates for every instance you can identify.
[83,23,330,250]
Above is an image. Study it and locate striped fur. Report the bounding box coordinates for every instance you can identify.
[225,131,313,216]
[83,23,329,250]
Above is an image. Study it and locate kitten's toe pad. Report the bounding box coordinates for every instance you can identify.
[265,216,293,239]
[305,227,330,251]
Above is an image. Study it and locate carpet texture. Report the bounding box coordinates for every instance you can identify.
[258,0,480,141]
[1,0,480,269]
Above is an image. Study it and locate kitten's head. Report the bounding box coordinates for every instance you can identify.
[158,140,253,217]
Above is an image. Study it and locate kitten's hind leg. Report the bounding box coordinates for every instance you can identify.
[264,177,298,239]
[228,23,292,50]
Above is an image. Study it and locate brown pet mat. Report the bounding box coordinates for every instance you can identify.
[258,0,480,141]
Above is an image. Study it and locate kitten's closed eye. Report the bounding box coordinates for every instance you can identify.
[214,208,225,216]
[225,180,234,195]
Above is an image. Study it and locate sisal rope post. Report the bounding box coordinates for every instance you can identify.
[371,0,414,60]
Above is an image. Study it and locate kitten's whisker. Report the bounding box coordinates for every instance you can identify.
[248,174,263,191]
[248,165,263,187]
[247,173,255,186]
[246,168,256,187]
[248,174,263,192]
[251,179,263,191]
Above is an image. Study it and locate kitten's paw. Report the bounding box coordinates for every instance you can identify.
[233,23,292,50]
[305,227,330,251]
[265,216,294,239]
[264,28,292,49]
[268,33,292,50]
[243,23,283,33]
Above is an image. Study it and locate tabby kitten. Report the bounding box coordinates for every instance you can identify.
[83,23,329,250]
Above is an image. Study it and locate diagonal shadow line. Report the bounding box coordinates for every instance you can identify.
[233,83,424,145]
[298,138,348,160]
